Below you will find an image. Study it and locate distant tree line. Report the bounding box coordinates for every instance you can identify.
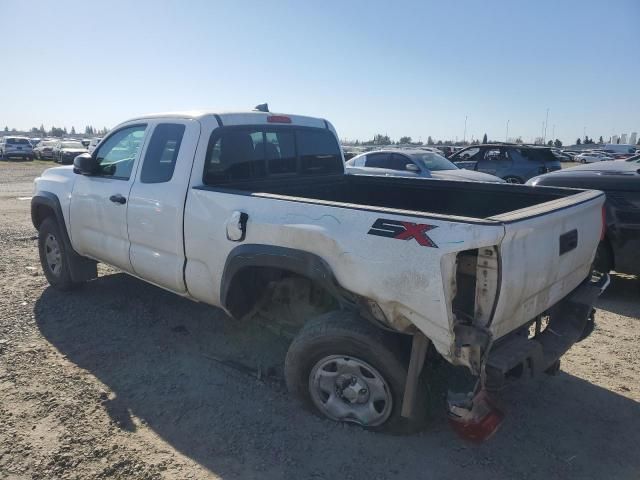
[2,125,109,137]
[350,133,566,147]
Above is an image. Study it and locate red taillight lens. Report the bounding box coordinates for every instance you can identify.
[601,206,606,240]
[448,390,504,442]
[449,408,504,442]
[267,115,291,124]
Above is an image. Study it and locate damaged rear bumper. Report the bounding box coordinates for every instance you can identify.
[484,273,609,391]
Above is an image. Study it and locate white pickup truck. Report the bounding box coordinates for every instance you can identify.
[32,110,608,435]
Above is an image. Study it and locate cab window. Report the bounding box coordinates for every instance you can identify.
[140,123,185,183]
[94,125,147,180]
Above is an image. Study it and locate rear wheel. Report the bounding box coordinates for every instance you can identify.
[285,311,430,434]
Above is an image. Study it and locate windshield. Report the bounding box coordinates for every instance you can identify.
[61,142,84,149]
[6,138,30,145]
[625,154,640,163]
[412,152,458,171]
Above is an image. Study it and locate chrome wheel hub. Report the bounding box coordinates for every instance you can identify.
[44,233,62,276]
[309,355,392,427]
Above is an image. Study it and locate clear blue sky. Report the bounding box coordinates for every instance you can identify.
[3,0,639,144]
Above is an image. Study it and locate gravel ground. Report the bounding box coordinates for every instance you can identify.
[0,161,638,480]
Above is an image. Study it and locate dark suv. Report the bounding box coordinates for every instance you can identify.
[449,144,562,183]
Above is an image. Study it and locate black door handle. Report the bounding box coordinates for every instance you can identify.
[109,194,127,205]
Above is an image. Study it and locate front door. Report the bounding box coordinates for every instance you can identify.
[69,124,148,272]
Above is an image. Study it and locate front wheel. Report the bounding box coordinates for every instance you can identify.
[38,217,78,290]
[285,311,430,434]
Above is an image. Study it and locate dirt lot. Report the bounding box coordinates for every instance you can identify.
[1,161,638,479]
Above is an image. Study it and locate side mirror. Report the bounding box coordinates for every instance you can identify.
[406,163,420,172]
[73,153,100,175]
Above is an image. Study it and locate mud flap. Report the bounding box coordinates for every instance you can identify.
[400,332,430,418]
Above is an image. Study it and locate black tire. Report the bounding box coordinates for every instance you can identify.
[285,311,430,434]
[38,217,78,291]
[503,175,523,184]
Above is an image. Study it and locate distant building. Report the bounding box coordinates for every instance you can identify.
[629,132,637,145]
[621,133,628,144]
[612,135,619,144]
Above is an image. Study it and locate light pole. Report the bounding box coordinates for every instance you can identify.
[505,120,510,142]
[543,108,549,143]
[463,116,468,143]
[552,124,555,143]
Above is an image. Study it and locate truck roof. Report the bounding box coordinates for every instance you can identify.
[125,110,329,129]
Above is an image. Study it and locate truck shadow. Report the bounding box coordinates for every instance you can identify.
[34,273,640,480]
[596,273,639,318]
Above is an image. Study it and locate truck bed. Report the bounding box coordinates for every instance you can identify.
[220,174,586,221]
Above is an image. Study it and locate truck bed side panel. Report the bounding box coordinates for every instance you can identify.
[183,188,505,358]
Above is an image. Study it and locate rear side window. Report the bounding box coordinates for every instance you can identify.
[516,148,557,163]
[365,153,413,170]
[455,147,481,160]
[203,126,342,185]
[140,123,185,183]
[365,153,391,168]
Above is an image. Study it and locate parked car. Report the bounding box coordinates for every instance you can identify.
[33,140,59,160]
[0,136,34,160]
[574,152,609,163]
[80,139,91,148]
[87,137,102,154]
[528,155,640,276]
[449,144,561,183]
[551,149,572,162]
[29,138,42,147]
[345,149,504,182]
[32,110,607,436]
[53,140,88,164]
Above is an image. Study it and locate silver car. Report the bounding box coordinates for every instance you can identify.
[345,149,504,183]
[0,136,34,160]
